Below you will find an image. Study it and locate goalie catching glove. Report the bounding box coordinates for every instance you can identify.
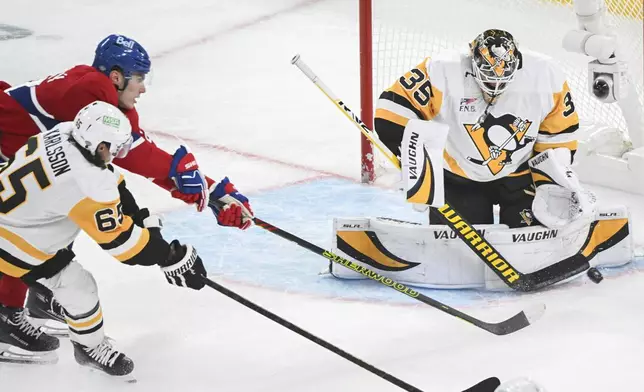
[159,240,207,290]
[209,177,254,230]
[529,148,596,229]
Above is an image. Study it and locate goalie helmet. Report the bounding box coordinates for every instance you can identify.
[71,101,133,162]
[469,29,521,98]
[92,34,151,78]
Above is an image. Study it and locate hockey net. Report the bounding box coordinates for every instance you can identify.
[360,0,643,182]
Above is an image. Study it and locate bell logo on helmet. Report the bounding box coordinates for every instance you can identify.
[115,36,135,49]
[102,116,121,128]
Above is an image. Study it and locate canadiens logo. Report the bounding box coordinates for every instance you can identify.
[464,113,535,175]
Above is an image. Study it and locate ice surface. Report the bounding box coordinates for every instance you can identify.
[2,0,644,391]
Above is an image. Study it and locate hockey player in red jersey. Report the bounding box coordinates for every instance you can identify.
[0,34,253,361]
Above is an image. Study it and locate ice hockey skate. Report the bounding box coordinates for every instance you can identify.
[0,305,59,365]
[25,286,68,337]
[72,338,135,382]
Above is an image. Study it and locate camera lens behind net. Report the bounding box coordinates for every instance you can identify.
[593,76,611,99]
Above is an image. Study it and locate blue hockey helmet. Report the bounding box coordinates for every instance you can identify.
[92,34,151,78]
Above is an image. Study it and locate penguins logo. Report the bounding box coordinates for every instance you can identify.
[464,113,534,175]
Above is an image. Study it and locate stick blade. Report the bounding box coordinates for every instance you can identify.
[523,302,546,325]
[461,377,501,392]
[486,303,546,335]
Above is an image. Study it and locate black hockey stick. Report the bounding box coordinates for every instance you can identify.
[234,214,543,335]
[201,275,501,392]
[210,198,542,334]
[463,377,501,392]
[200,275,423,391]
[291,54,591,292]
[434,205,590,292]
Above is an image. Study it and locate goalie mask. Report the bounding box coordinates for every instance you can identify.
[470,29,521,98]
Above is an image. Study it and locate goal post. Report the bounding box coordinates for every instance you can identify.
[359,0,375,183]
[358,0,644,191]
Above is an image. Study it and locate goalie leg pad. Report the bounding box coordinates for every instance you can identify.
[331,217,500,288]
[483,204,632,290]
[330,205,632,291]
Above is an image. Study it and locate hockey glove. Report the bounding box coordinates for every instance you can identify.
[529,148,597,229]
[160,240,206,290]
[210,177,254,230]
[169,145,209,212]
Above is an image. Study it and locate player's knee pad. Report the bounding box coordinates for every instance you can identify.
[39,261,99,315]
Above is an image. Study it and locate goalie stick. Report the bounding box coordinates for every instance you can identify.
[210,199,543,335]
[201,275,501,392]
[290,54,591,292]
[200,275,423,391]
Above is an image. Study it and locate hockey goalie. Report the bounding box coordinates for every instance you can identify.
[329,28,633,291]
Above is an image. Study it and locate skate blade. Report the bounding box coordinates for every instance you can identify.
[79,363,137,384]
[0,343,59,365]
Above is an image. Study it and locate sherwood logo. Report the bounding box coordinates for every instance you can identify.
[323,250,420,297]
[512,230,558,242]
[438,205,520,283]
[434,229,486,240]
[408,132,419,180]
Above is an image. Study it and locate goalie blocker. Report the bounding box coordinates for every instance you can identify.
[330,205,631,290]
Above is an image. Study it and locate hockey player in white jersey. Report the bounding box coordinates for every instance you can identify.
[0,101,208,377]
[330,29,632,290]
[374,28,591,229]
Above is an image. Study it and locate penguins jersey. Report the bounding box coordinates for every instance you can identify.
[0,123,166,279]
[374,48,580,182]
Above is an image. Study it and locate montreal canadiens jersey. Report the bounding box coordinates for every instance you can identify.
[375,48,579,182]
[0,65,213,190]
[0,123,151,278]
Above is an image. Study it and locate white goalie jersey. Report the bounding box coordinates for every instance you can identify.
[375,48,580,182]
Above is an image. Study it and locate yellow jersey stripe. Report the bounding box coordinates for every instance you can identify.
[375,108,410,127]
[66,309,103,329]
[539,82,580,135]
[68,197,134,244]
[0,227,55,261]
[0,256,29,278]
[533,140,578,153]
[508,169,531,177]
[443,150,468,178]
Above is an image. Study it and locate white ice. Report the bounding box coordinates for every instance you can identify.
[1,1,644,391]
